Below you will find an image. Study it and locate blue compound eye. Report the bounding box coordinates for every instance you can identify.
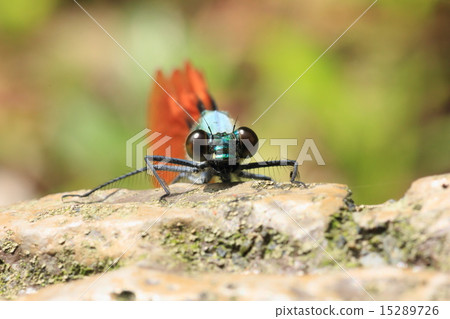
[237,127,258,158]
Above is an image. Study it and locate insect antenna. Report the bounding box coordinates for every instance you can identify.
[232,114,239,132]
[203,119,213,135]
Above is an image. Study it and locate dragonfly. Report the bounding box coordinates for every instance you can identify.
[63,62,305,200]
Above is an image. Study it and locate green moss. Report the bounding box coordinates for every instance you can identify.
[157,186,444,273]
[0,246,120,300]
[387,218,446,269]
[1,240,19,254]
[322,210,361,267]
[159,221,309,272]
[323,207,447,270]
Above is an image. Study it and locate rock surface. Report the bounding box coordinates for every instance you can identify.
[0,174,449,300]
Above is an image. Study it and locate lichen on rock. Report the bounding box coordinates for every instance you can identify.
[0,174,449,300]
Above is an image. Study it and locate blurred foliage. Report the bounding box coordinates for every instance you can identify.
[0,0,59,36]
[0,0,448,205]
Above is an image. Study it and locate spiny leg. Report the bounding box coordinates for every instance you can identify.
[145,155,201,168]
[62,167,148,200]
[238,171,273,181]
[63,157,201,200]
[145,157,201,197]
[239,160,306,187]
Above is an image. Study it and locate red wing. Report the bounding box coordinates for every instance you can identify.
[147,62,215,184]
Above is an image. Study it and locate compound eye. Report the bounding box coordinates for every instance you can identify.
[237,126,258,158]
[185,129,209,161]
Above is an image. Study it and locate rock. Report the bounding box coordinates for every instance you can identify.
[18,266,450,301]
[359,253,386,268]
[0,174,449,300]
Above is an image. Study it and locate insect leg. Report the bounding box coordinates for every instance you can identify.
[62,167,148,200]
[239,160,306,187]
[146,157,200,196]
[145,155,201,168]
[63,158,201,200]
[237,171,273,181]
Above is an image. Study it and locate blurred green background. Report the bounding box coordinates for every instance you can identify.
[0,0,448,205]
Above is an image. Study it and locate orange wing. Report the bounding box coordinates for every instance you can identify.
[147,62,215,184]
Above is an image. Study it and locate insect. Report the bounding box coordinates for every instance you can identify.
[63,62,305,200]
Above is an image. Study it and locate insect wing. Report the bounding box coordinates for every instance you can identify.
[147,62,215,184]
